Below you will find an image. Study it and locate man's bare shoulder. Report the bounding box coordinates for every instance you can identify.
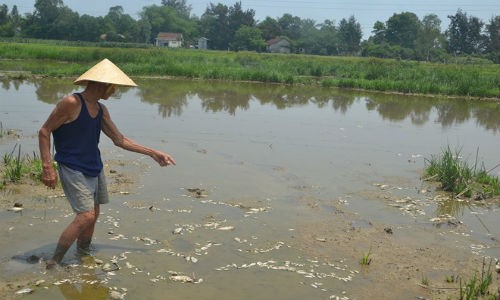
[54,94,82,122]
[58,94,80,107]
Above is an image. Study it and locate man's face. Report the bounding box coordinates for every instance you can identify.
[102,84,116,100]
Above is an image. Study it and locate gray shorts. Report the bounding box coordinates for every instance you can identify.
[58,164,109,213]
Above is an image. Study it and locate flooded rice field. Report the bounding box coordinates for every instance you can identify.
[1,78,500,299]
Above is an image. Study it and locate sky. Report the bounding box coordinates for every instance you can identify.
[2,0,499,39]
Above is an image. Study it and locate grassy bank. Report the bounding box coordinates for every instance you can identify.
[0,41,499,98]
[424,146,500,199]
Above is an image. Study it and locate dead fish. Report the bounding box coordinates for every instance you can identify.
[7,207,24,212]
[102,263,120,272]
[217,226,235,231]
[110,290,126,300]
[185,256,198,263]
[169,275,194,283]
[35,280,45,286]
[15,288,33,295]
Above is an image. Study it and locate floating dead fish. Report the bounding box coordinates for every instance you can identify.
[217,226,235,231]
[110,290,126,300]
[53,279,70,285]
[7,207,24,212]
[185,256,198,263]
[102,263,120,272]
[172,228,183,234]
[15,288,33,295]
[169,275,194,283]
[35,280,45,286]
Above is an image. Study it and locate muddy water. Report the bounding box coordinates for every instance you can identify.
[1,78,500,299]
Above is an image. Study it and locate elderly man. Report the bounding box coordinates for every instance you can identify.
[39,59,176,268]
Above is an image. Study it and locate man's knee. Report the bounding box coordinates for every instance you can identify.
[76,210,97,224]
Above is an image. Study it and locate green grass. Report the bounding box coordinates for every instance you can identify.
[424,146,500,198]
[1,144,44,185]
[359,247,372,266]
[0,41,499,98]
[459,258,495,300]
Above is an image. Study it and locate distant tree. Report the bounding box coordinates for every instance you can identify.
[446,10,484,54]
[200,3,230,49]
[161,0,191,18]
[257,16,281,41]
[78,14,103,41]
[485,16,500,62]
[278,14,302,40]
[201,2,255,50]
[296,19,321,54]
[371,21,386,44]
[137,18,152,44]
[228,2,256,39]
[51,6,79,40]
[23,0,65,38]
[230,25,265,51]
[102,6,142,42]
[317,19,338,55]
[10,5,21,35]
[385,12,421,49]
[0,4,14,37]
[337,15,362,55]
[416,14,445,61]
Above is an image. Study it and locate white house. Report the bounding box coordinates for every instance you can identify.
[155,32,183,48]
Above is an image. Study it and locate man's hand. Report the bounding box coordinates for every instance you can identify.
[42,165,58,188]
[152,151,176,167]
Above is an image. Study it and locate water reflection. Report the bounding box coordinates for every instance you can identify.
[4,78,500,132]
[58,273,108,300]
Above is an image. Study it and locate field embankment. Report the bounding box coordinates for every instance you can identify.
[0,41,499,99]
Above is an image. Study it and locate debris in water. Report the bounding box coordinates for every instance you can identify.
[15,288,33,295]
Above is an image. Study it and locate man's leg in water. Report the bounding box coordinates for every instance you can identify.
[46,209,97,269]
[76,204,100,255]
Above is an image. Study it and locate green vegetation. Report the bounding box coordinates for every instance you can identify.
[359,247,372,266]
[0,42,499,98]
[0,1,498,63]
[459,259,496,300]
[424,146,500,198]
[421,273,429,286]
[1,144,44,185]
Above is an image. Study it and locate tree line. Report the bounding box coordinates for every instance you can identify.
[0,0,499,63]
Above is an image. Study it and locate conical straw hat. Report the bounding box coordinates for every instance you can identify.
[74,58,138,87]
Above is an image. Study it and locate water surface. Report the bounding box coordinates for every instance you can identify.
[1,78,499,299]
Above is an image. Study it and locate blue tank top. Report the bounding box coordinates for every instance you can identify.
[53,93,103,177]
